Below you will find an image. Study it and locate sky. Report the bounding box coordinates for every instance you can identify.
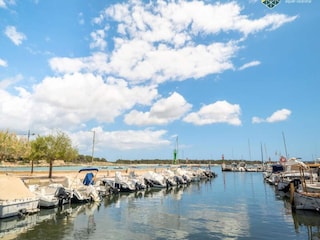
[0,0,319,162]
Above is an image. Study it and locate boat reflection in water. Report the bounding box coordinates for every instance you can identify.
[3,170,320,239]
[292,210,320,239]
[0,207,57,239]
[0,202,100,240]
[279,194,320,239]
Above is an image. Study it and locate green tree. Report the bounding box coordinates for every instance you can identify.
[0,130,31,162]
[30,131,78,178]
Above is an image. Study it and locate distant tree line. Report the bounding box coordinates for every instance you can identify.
[115,159,264,165]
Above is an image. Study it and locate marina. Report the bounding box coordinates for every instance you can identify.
[0,165,320,239]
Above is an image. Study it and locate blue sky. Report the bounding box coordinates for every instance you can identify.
[0,0,319,162]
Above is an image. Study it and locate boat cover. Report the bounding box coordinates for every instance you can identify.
[0,175,36,201]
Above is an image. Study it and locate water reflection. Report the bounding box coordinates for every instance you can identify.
[292,210,320,239]
[276,187,320,240]
[3,171,320,239]
[0,203,100,240]
[0,208,57,239]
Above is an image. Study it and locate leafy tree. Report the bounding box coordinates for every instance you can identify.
[30,131,78,178]
[0,130,31,162]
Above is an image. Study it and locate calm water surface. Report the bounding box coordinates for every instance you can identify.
[1,166,320,240]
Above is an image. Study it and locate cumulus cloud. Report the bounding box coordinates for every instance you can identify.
[124,92,192,126]
[183,100,241,126]
[31,73,158,128]
[49,1,296,85]
[0,88,33,131]
[49,52,109,74]
[70,127,170,153]
[90,29,107,50]
[0,73,158,131]
[252,109,291,123]
[4,26,27,45]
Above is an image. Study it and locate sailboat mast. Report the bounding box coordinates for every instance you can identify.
[91,130,95,163]
[248,139,252,161]
[176,136,179,158]
[260,143,264,164]
[282,131,288,159]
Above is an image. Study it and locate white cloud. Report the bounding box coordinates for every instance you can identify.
[49,52,109,74]
[0,72,158,131]
[183,100,241,126]
[103,129,170,150]
[266,109,292,122]
[238,60,261,70]
[0,58,8,67]
[251,116,263,124]
[0,74,23,89]
[0,87,33,130]
[50,1,296,85]
[4,26,27,46]
[235,14,298,36]
[90,29,107,50]
[124,92,192,126]
[0,0,14,8]
[252,108,292,123]
[109,40,237,84]
[70,127,170,152]
[31,73,158,128]
[0,0,6,8]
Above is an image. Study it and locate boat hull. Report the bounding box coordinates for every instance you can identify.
[0,198,39,219]
[294,191,320,211]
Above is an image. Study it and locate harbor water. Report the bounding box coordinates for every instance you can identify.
[1,166,320,240]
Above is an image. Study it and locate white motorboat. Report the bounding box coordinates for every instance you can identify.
[161,169,179,186]
[143,171,168,188]
[28,184,70,208]
[0,175,39,218]
[113,171,146,192]
[65,167,101,203]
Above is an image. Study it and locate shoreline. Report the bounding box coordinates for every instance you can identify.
[0,163,217,182]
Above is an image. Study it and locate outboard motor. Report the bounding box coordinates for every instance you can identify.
[55,187,71,206]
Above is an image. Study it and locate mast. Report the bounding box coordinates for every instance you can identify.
[248,139,252,161]
[91,130,95,163]
[260,142,264,164]
[282,131,288,159]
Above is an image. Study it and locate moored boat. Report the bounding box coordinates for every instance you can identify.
[293,191,320,211]
[65,167,101,203]
[0,175,39,218]
[28,184,70,208]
